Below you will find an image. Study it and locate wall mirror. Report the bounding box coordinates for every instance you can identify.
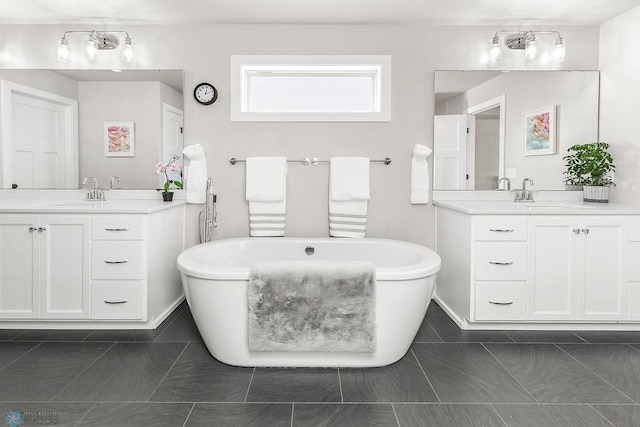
[0,69,184,190]
[433,70,600,191]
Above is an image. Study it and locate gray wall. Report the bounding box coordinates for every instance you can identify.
[0,24,602,248]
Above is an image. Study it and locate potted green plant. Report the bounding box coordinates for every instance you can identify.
[155,155,183,201]
[563,142,615,202]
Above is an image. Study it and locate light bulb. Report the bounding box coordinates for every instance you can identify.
[553,37,566,62]
[122,37,134,63]
[85,32,99,61]
[525,35,539,60]
[57,37,70,63]
[489,36,502,63]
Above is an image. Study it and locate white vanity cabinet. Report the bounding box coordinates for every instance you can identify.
[0,199,185,329]
[528,217,628,321]
[435,201,639,330]
[0,215,90,319]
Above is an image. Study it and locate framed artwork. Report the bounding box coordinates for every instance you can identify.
[104,122,135,157]
[523,106,556,156]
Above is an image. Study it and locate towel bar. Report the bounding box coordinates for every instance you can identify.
[229,157,392,165]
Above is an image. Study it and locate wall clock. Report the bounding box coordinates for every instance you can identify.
[194,82,218,105]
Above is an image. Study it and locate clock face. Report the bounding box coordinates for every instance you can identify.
[194,83,218,105]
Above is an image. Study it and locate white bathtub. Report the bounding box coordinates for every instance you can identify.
[177,237,441,367]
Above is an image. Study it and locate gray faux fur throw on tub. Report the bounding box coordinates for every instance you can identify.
[248,261,376,352]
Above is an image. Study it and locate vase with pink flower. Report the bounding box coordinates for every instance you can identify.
[156,155,183,201]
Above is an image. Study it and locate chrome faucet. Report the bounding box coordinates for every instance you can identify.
[109,176,120,189]
[81,177,107,201]
[497,177,511,191]
[81,177,98,200]
[514,178,535,202]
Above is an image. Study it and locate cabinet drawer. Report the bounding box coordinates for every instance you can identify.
[475,282,526,321]
[475,216,527,241]
[92,216,143,240]
[475,242,527,280]
[92,241,143,280]
[91,281,143,320]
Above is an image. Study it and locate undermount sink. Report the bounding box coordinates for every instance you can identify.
[514,203,594,210]
[54,201,103,208]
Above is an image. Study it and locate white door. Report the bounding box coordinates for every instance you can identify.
[577,218,628,320]
[39,216,91,319]
[161,103,184,186]
[527,217,579,320]
[433,115,473,190]
[0,217,39,318]
[1,80,78,189]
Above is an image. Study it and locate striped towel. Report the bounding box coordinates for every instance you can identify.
[246,157,287,237]
[329,157,370,238]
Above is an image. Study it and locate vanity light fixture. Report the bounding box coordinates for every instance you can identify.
[56,30,134,63]
[488,30,565,64]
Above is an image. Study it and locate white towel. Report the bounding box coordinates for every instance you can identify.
[182,144,207,204]
[329,157,370,238]
[246,157,287,237]
[410,144,432,204]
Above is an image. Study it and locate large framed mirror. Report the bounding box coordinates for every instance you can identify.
[0,69,183,190]
[433,70,600,191]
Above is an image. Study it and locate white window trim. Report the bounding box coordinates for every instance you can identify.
[230,55,391,122]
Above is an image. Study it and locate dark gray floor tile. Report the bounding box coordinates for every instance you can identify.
[78,402,192,426]
[340,352,438,402]
[426,303,512,343]
[83,329,160,342]
[13,329,94,341]
[247,368,341,403]
[0,342,39,369]
[186,403,292,427]
[53,342,186,402]
[293,403,396,427]
[560,344,640,403]
[505,331,585,343]
[485,343,632,404]
[0,330,24,340]
[413,317,442,343]
[0,342,112,401]
[394,403,504,427]
[493,404,611,427]
[412,343,534,403]
[0,402,94,427]
[150,342,253,402]
[155,309,203,342]
[574,331,640,344]
[592,404,640,426]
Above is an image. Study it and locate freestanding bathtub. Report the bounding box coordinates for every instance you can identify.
[177,237,441,367]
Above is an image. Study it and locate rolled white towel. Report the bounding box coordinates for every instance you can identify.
[410,144,432,204]
[182,144,207,204]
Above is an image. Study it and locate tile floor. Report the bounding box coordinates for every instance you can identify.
[1,301,640,426]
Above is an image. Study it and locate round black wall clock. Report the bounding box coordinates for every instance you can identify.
[194,82,218,105]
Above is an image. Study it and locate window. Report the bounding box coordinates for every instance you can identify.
[231,55,391,122]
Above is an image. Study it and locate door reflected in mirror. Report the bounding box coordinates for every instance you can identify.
[433,70,599,191]
[0,69,184,190]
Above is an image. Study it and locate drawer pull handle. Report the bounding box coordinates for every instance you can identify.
[104,260,129,264]
[489,261,514,265]
[489,300,514,305]
[489,229,514,232]
[105,228,130,232]
[104,300,128,304]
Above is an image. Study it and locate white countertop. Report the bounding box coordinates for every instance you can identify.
[433,200,640,215]
[0,190,186,214]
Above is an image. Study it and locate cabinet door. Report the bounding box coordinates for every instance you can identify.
[0,217,39,318]
[39,216,91,319]
[577,218,628,320]
[527,217,579,320]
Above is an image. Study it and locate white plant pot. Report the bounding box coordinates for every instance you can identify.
[583,185,610,203]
